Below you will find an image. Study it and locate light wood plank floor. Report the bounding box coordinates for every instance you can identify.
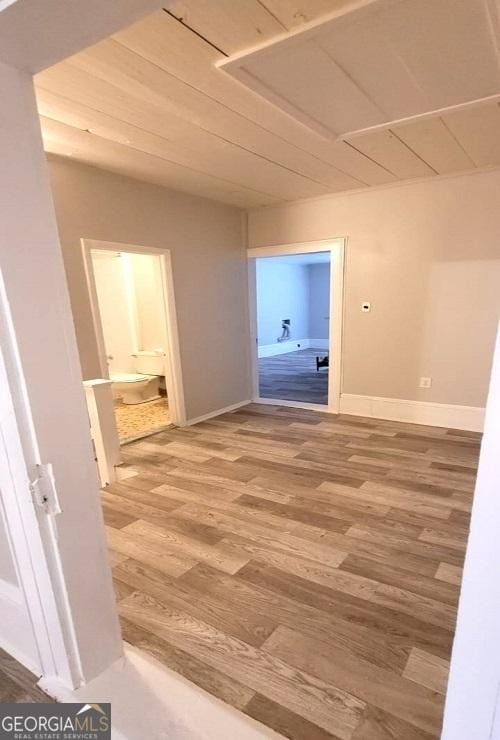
[0,647,53,703]
[259,348,329,404]
[104,403,479,740]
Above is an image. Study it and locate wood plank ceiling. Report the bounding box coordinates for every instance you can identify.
[34,0,500,209]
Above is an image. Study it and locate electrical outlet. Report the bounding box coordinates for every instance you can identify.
[419,377,432,389]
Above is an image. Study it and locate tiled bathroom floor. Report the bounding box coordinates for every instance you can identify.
[114,397,170,443]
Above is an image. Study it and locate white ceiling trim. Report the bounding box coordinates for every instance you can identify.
[338,93,500,142]
[217,0,399,140]
[217,0,398,65]
[219,0,500,142]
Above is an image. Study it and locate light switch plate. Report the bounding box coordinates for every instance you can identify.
[361,302,371,312]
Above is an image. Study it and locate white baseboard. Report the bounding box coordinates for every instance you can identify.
[254,397,332,412]
[258,338,329,358]
[186,400,251,426]
[308,339,329,350]
[340,394,485,432]
[40,643,276,740]
[258,339,309,358]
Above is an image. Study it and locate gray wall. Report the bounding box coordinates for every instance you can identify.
[248,170,500,407]
[48,155,251,420]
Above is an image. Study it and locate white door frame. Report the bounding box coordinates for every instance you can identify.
[0,271,82,687]
[247,238,346,413]
[81,239,186,427]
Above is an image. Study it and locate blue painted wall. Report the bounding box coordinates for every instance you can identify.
[256,258,330,347]
[256,259,309,346]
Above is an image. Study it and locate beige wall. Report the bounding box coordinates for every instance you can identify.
[248,170,500,408]
[48,155,251,420]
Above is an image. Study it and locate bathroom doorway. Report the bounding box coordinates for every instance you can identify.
[82,240,185,443]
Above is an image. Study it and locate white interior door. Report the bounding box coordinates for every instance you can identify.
[92,252,136,375]
[0,343,56,676]
[0,275,88,687]
[0,467,40,673]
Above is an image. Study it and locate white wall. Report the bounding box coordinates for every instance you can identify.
[91,251,168,377]
[129,253,167,353]
[248,170,500,409]
[308,263,330,341]
[0,60,121,682]
[0,0,163,73]
[441,323,500,739]
[92,252,135,374]
[256,259,309,346]
[0,506,17,587]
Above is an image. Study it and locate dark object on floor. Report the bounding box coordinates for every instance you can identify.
[316,354,329,371]
[259,348,328,403]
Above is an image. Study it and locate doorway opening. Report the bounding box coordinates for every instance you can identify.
[82,240,185,444]
[256,251,331,405]
[248,239,345,413]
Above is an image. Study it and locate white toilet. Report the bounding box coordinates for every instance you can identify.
[111,351,165,405]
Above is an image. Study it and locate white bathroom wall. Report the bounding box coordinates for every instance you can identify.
[92,251,135,374]
[308,262,330,342]
[129,253,167,353]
